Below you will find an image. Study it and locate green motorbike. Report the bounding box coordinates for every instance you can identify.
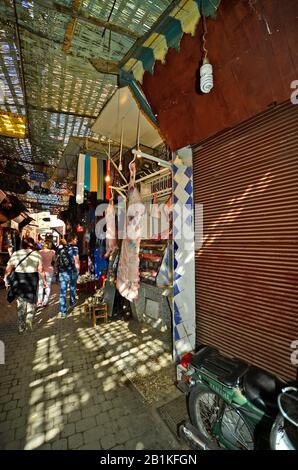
[177,346,298,450]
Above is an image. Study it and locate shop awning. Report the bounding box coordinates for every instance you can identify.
[91,85,163,149]
[121,0,220,84]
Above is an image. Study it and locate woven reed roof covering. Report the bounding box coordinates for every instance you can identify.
[0,0,172,210]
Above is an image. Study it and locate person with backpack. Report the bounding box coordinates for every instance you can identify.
[57,235,80,317]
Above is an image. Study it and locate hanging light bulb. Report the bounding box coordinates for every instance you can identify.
[200,57,213,93]
[105,174,111,183]
[200,16,213,94]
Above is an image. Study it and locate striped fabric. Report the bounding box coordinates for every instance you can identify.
[84,154,91,191]
[122,0,220,84]
[77,154,106,204]
[90,156,98,192]
[97,159,104,201]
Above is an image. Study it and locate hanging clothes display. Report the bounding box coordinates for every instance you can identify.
[97,160,104,200]
[90,156,98,192]
[94,240,108,279]
[84,154,91,191]
[105,159,110,200]
[77,154,104,203]
[116,162,145,302]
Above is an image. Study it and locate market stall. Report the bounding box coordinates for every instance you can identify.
[70,82,174,351]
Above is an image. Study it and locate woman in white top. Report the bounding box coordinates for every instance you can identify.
[5,237,46,334]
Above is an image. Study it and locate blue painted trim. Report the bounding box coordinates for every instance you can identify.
[84,154,90,191]
[119,70,158,125]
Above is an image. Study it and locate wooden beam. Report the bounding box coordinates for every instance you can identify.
[89,57,119,76]
[62,0,81,54]
[30,0,140,40]
[12,0,31,142]
[67,4,140,40]
[0,16,120,75]
[28,104,97,120]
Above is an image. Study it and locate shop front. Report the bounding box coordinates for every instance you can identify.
[192,101,298,381]
[139,0,298,380]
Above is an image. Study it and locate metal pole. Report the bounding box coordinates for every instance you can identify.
[12,0,32,145]
[132,149,172,169]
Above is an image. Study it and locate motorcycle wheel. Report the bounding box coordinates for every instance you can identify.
[188,383,254,450]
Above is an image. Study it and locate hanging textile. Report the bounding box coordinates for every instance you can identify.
[90,156,98,192]
[94,241,108,279]
[76,153,85,204]
[105,159,110,200]
[84,154,91,191]
[105,201,117,258]
[97,160,104,200]
[116,162,145,302]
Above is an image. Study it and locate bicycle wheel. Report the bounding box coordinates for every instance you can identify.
[188,383,224,446]
[188,383,254,450]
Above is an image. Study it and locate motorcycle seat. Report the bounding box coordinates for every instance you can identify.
[243,366,285,416]
[190,346,249,388]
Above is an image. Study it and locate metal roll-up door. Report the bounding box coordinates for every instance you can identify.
[192,101,298,381]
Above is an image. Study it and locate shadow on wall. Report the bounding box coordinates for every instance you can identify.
[199,170,273,252]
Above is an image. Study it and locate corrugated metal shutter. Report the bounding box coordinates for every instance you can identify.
[192,101,298,381]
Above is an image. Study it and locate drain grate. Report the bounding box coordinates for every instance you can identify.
[157,395,189,439]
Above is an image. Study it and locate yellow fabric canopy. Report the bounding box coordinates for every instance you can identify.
[0,110,26,138]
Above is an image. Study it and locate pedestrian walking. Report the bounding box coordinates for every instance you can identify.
[57,234,80,317]
[37,241,56,307]
[4,237,47,334]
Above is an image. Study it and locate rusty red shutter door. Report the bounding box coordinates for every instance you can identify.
[192,101,298,381]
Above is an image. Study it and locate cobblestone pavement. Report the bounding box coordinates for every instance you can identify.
[0,285,179,450]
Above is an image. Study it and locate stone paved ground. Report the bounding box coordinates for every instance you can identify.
[0,285,180,450]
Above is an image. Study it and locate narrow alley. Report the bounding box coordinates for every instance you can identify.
[0,0,297,457]
[0,286,179,450]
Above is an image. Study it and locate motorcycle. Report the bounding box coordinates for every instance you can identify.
[177,346,298,450]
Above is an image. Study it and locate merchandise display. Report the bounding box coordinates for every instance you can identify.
[139,240,169,286]
[116,162,145,302]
